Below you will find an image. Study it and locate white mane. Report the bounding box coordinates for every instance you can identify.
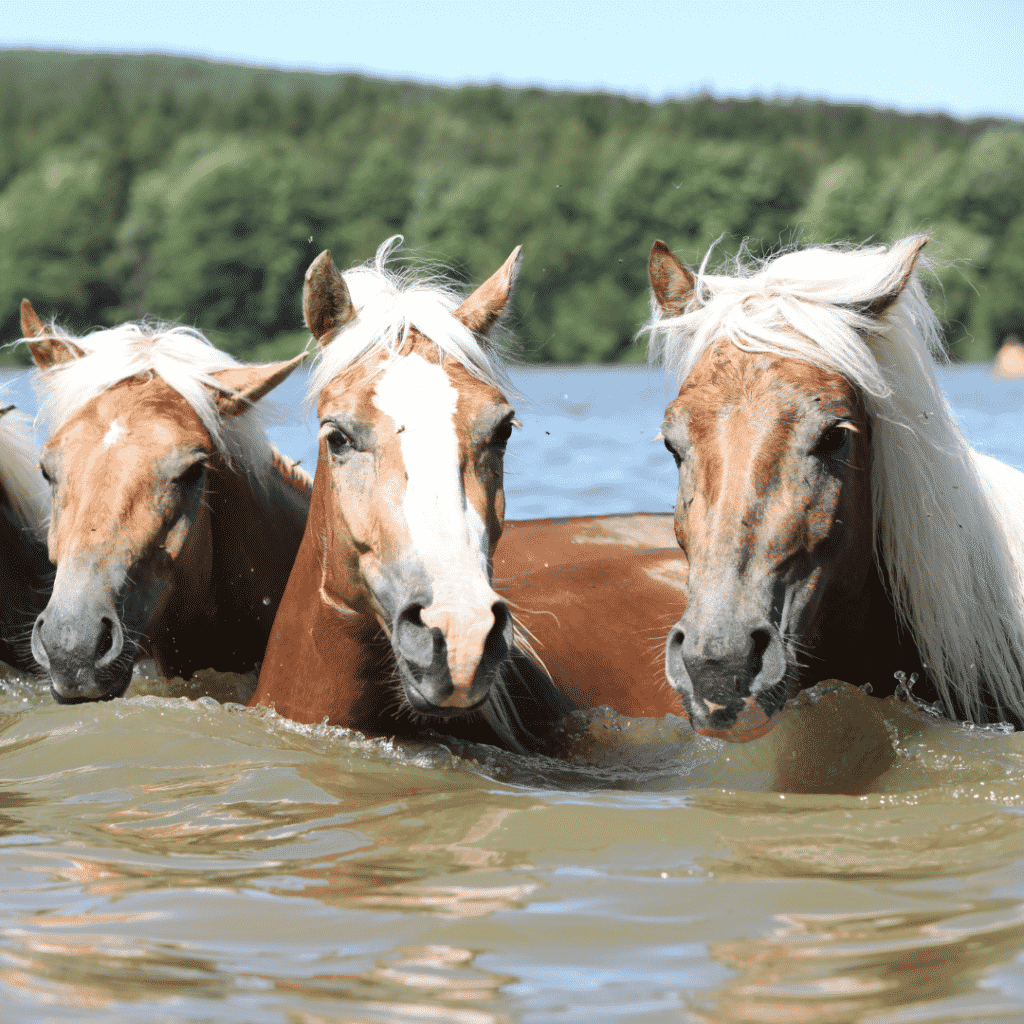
[308,236,512,400]
[0,396,48,536]
[30,320,276,484]
[646,236,1024,725]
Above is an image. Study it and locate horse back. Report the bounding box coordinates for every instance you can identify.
[496,548,689,719]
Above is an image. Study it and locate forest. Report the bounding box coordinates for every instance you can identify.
[0,49,1022,364]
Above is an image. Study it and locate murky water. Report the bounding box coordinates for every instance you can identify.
[2,364,1024,1023]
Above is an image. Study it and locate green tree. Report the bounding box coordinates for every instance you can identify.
[986,214,1024,345]
[0,144,117,341]
[954,130,1024,237]
[115,133,315,347]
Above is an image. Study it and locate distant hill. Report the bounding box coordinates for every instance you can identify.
[1,48,1021,363]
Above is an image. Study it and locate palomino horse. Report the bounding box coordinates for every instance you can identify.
[0,397,51,670]
[22,301,311,703]
[253,240,688,750]
[646,235,1024,740]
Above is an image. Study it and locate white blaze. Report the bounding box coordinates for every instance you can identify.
[372,353,496,699]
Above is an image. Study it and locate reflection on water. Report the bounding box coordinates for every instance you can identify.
[3,669,1024,1023]
[2,364,1024,1022]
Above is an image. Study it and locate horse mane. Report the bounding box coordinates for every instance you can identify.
[307,236,513,401]
[645,236,1024,725]
[0,398,48,536]
[29,320,277,486]
[271,445,313,500]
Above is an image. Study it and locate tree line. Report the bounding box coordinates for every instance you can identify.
[0,49,1022,364]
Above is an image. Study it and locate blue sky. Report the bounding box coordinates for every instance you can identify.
[1,0,1022,121]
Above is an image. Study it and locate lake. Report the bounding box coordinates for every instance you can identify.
[2,361,1024,1023]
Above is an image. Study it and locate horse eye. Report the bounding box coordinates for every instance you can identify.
[326,429,353,457]
[664,437,683,467]
[491,421,513,450]
[176,462,206,488]
[815,425,851,459]
[39,464,53,485]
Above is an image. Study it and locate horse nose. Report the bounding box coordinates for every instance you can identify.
[666,618,787,719]
[395,598,511,709]
[32,606,126,700]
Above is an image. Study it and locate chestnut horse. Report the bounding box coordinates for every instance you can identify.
[0,397,51,670]
[22,301,310,703]
[253,240,687,750]
[645,235,1024,740]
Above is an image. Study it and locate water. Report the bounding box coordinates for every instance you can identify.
[2,362,1024,1023]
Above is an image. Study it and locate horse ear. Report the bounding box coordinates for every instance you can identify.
[862,236,929,318]
[210,354,306,417]
[304,251,356,347]
[649,241,696,316]
[21,299,85,367]
[453,246,523,338]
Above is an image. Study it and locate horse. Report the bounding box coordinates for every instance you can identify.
[21,300,311,703]
[252,239,688,751]
[0,396,51,670]
[645,234,1024,741]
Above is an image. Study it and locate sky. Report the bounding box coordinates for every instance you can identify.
[1,0,1022,122]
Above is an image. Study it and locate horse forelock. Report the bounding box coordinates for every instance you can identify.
[307,238,513,404]
[30,321,275,485]
[0,401,48,536]
[646,240,937,392]
[650,237,1024,725]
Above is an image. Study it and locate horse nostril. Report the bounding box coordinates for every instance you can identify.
[749,628,771,680]
[665,624,686,679]
[96,617,114,661]
[401,604,424,628]
[667,625,685,655]
[31,614,50,670]
[485,601,512,662]
[396,603,435,668]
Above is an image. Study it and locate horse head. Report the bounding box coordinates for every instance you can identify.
[302,239,521,719]
[647,237,929,740]
[23,300,304,702]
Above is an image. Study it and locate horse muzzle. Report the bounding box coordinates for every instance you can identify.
[392,597,513,715]
[665,616,791,742]
[32,601,134,703]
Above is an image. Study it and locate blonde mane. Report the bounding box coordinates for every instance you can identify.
[271,445,313,500]
[307,236,512,401]
[0,397,48,536]
[29,320,277,485]
[645,236,1024,724]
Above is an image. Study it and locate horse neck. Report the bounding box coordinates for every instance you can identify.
[803,499,926,700]
[0,491,50,670]
[153,448,309,676]
[206,452,309,612]
[252,477,405,730]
